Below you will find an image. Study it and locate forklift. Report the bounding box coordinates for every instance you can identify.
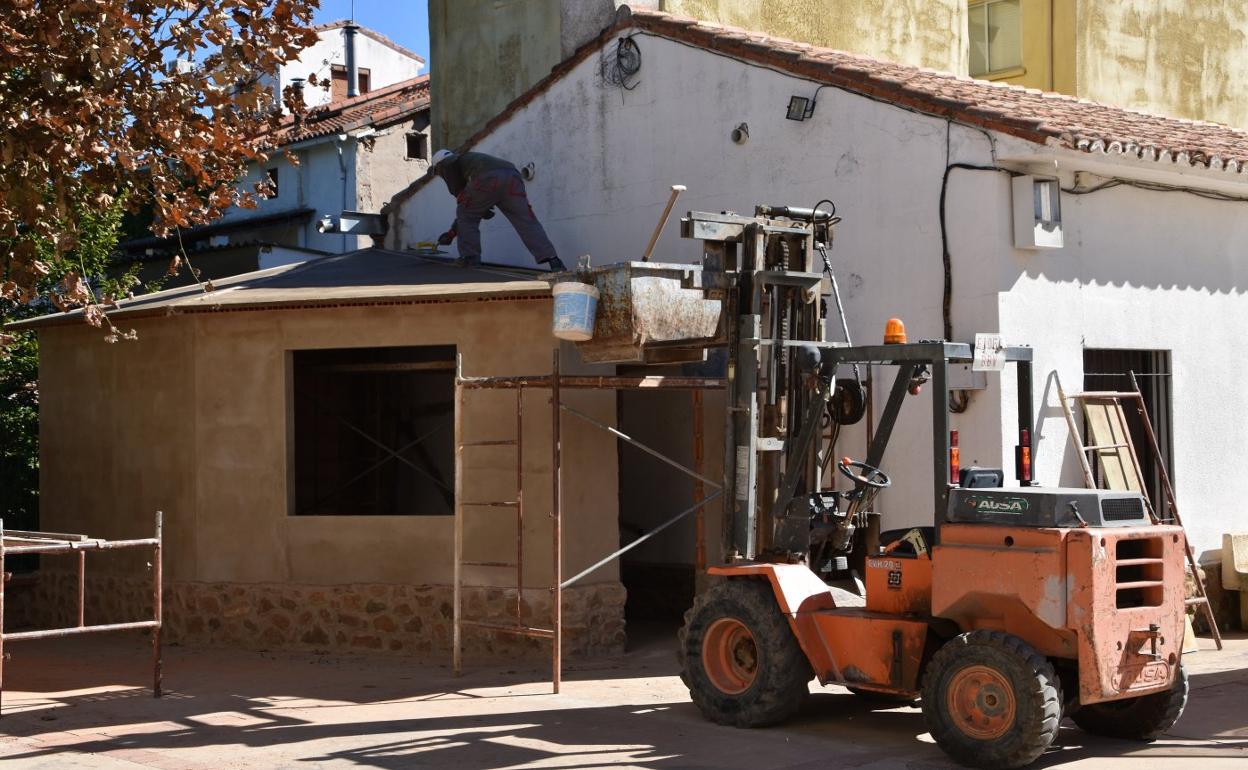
[654,206,1189,768]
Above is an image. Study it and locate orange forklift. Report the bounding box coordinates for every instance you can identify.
[668,207,1190,768]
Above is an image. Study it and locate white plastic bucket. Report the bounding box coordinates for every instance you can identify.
[551,281,599,341]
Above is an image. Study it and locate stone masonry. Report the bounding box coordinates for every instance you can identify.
[6,572,627,659]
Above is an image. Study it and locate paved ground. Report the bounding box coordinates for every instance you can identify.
[0,626,1245,769]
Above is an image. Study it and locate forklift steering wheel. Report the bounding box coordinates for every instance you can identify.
[837,458,891,489]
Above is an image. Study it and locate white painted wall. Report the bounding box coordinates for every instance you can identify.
[260,25,424,111]
[222,120,430,254]
[392,31,1248,562]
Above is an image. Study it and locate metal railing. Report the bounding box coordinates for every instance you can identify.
[0,512,163,716]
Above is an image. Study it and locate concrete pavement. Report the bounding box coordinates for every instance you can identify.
[0,626,1245,769]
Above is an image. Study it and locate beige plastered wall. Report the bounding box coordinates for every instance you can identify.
[37,297,620,592]
[429,0,562,149]
[1074,1,1248,128]
[991,0,1248,127]
[665,0,967,74]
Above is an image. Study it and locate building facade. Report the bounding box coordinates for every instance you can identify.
[972,0,1248,127]
[428,0,968,149]
[12,254,625,658]
[394,8,1248,627]
[432,1,1248,153]
[118,74,433,282]
[260,20,425,112]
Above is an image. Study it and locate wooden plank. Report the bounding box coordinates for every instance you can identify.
[1082,398,1142,492]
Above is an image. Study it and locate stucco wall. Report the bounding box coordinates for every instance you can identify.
[394,32,1005,550]
[429,0,564,149]
[37,298,620,590]
[666,0,966,73]
[356,122,430,216]
[393,30,1248,562]
[430,1,966,149]
[1074,1,1248,128]
[991,176,1248,561]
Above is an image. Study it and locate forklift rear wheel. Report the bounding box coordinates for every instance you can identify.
[679,579,812,727]
[1071,663,1188,741]
[922,630,1062,769]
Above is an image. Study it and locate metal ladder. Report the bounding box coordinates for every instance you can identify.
[1057,375,1223,650]
[452,355,562,692]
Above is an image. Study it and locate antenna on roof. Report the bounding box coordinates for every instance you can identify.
[350,0,355,22]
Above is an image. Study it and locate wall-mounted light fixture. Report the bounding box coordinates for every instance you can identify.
[786,85,828,122]
[786,96,813,121]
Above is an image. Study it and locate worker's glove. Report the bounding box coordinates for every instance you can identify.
[482,208,496,220]
[437,230,456,246]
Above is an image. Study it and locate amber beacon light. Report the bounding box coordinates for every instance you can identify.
[883,318,907,344]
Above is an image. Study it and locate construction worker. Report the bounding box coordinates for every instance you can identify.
[430,149,566,271]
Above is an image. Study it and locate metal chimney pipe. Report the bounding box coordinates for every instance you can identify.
[344,23,360,98]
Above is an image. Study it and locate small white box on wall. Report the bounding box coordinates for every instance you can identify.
[1012,175,1063,249]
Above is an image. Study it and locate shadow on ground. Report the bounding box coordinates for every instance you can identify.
[0,633,1245,769]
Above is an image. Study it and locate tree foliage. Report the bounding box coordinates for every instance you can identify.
[1,200,130,530]
[0,0,320,318]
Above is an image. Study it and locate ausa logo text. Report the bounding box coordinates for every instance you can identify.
[966,495,1031,513]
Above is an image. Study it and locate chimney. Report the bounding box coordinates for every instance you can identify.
[344,23,360,98]
[288,77,305,119]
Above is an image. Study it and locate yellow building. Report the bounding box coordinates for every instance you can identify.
[969,0,1248,127]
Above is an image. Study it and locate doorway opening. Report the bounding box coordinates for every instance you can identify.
[1082,348,1173,518]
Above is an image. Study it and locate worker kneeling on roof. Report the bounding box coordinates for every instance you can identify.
[430,149,566,272]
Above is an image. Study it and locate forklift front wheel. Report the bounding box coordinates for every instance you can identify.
[922,630,1062,769]
[679,579,812,727]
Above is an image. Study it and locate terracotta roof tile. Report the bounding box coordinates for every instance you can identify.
[269,75,430,146]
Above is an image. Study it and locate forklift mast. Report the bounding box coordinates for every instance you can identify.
[680,207,1036,560]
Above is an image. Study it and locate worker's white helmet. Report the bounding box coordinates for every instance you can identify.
[430,149,455,168]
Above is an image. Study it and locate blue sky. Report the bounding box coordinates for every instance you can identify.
[313,0,431,67]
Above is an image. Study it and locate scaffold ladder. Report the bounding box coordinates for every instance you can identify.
[1056,374,1222,650]
[452,352,563,692]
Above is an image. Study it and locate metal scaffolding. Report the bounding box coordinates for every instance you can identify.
[0,512,163,716]
[452,351,724,693]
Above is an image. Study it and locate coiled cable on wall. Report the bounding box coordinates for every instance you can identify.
[601,35,641,91]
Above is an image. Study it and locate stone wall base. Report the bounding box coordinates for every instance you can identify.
[5,572,627,659]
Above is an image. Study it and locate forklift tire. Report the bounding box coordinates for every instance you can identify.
[921,630,1063,769]
[678,579,812,727]
[1070,663,1188,741]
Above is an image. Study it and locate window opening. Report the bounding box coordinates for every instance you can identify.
[291,345,456,516]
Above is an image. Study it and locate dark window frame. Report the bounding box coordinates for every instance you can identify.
[405,131,428,161]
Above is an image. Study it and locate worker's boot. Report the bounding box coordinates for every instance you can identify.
[455,255,482,267]
[545,257,567,272]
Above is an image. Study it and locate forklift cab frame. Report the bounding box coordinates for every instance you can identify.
[820,340,1036,543]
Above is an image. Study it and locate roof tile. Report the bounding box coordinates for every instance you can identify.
[268,75,430,146]
[620,7,1248,171]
